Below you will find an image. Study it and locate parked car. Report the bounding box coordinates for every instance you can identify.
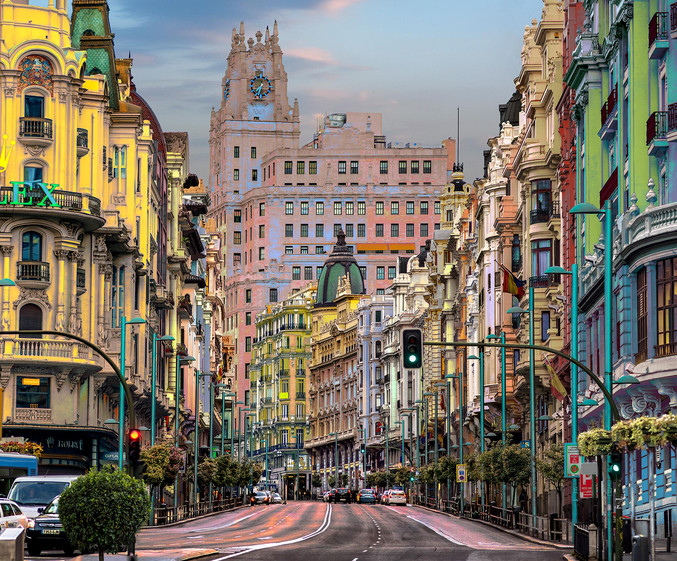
[7,475,79,519]
[388,489,407,505]
[334,488,351,503]
[0,498,28,530]
[326,489,337,502]
[271,493,283,504]
[380,490,391,505]
[26,496,77,557]
[357,489,376,504]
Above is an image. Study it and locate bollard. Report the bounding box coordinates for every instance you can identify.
[0,527,25,561]
[588,524,598,561]
[632,535,649,561]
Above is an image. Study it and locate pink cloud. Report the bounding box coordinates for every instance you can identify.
[285,47,339,65]
[319,0,365,14]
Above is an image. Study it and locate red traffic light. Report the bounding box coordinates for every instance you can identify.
[129,429,141,441]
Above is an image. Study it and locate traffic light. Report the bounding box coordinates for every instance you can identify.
[608,446,622,480]
[360,444,365,454]
[128,428,142,465]
[402,329,423,369]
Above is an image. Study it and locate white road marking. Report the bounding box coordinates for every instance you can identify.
[406,515,466,546]
[187,535,204,539]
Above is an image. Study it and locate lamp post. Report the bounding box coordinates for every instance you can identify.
[330,432,339,487]
[151,334,175,446]
[358,427,366,490]
[422,391,433,503]
[486,332,506,514]
[119,316,146,471]
[194,371,212,505]
[467,352,487,510]
[174,353,195,510]
[446,370,464,514]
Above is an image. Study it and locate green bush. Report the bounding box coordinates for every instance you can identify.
[59,467,150,561]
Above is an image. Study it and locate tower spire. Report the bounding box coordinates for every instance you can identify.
[273,20,279,37]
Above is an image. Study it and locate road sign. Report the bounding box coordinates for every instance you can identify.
[565,443,581,477]
[580,474,593,499]
[580,462,597,475]
[410,467,415,473]
[521,440,530,449]
[456,464,467,483]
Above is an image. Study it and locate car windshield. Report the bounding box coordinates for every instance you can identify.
[44,497,59,515]
[8,482,70,506]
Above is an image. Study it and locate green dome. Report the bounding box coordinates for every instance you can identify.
[315,229,365,307]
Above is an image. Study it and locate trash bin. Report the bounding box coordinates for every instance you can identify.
[622,518,632,553]
[632,535,649,561]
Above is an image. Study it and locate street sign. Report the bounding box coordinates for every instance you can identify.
[410,467,415,473]
[580,474,593,499]
[456,464,467,483]
[521,440,531,449]
[580,462,597,476]
[565,443,581,478]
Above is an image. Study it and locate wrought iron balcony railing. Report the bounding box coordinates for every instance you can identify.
[649,12,669,46]
[601,86,618,125]
[647,111,669,145]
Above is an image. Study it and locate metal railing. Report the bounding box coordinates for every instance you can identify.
[19,117,53,139]
[512,255,523,273]
[0,187,101,217]
[672,3,677,32]
[647,111,668,144]
[574,524,591,561]
[529,275,549,288]
[151,498,239,526]
[601,85,618,125]
[76,128,89,150]
[17,261,50,282]
[649,12,669,46]
[669,103,677,132]
[530,205,551,225]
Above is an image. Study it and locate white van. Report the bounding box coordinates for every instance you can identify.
[7,475,79,519]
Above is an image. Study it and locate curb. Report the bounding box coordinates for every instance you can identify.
[411,504,573,551]
[563,554,577,561]
[142,503,249,529]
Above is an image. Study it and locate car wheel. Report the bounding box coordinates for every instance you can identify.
[27,543,41,556]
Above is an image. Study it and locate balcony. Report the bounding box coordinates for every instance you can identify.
[599,86,618,139]
[648,12,669,59]
[530,204,551,225]
[0,336,99,371]
[672,3,677,34]
[76,128,89,157]
[0,186,103,231]
[177,295,193,320]
[511,255,523,273]
[669,103,677,134]
[76,267,86,295]
[150,286,174,309]
[647,111,669,156]
[296,391,306,399]
[16,261,50,288]
[600,167,618,207]
[529,275,549,289]
[655,342,677,359]
[18,117,53,147]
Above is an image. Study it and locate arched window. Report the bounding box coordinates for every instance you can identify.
[21,232,42,261]
[19,303,42,338]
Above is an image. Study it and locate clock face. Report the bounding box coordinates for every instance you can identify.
[250,73,272,99]
[224,79,230,100]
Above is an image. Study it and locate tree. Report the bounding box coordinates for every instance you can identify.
[537,443,566,516]
[59,467,150,561]
[197,457,218,494]
[501,444,531,506]
[139,442,183,488]
[311,473,322,489]
[327,475,336,488]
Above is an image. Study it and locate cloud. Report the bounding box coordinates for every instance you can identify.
[285,47,339,65]
[318,0,366,15]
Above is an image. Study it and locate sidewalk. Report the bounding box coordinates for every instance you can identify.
[562,537,677,561]
[72,549,218,561]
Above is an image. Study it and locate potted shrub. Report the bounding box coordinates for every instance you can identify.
[631,417,665,448]
[658,414,677,444]
[578,428,613,457]
[611,420,643,451]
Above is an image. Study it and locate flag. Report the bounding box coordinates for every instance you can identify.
[499,263,526,299]
[544,354,567,402]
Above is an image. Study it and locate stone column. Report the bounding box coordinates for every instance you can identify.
[97,264,112,348]
[67,251,79,334]
[1,245,13,330]
[53,250,69,331]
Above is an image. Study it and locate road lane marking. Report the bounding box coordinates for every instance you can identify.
[187,535,204,539]
[212,503,333,560]
[406,515,466,546]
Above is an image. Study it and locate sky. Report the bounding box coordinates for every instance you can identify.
[79,0,545,182]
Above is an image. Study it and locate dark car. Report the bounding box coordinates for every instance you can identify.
[251,491,269,505]
[334,488,351,503]
[357,489,376,504]
[26,496,77,557]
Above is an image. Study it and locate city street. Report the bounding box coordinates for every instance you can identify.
[27,503,568,561]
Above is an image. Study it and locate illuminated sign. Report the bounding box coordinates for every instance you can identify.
[0,181,60,207]
[20,378,41,386]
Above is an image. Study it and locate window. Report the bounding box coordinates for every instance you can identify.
[391,201,399,215]
[434,201,441,214]
[399,161,407,174]
[315,246,325,254]
[316,224,324,237]
[334,224,342,237]
[391,224,399,237]
[292,266,301,280]
[375,201,384,215]
[259,202,265,216]
[285,201,294,215]
[246,289,252,303]
[258,247,264,260]
[300,245,308,254]
[388,266,396,279]
[21,231,42,261]
[657,257,677,357]
[269,288,278,302]
[111,265,125,328]
[16,376,49,409]
[350,161,359,174]
[358,224,366,237]
[406,201,415,215]
[309,161,317,174]
[113,145,127,179]
[233,169,239,181]
[285,246,293,255]
[24,95,44,118]
[258,225,265,238]
[376,288,385,295]
[19,303,42,337]
[338,161,347,174]
[24,165,43,187]
[531,240,552,276]
[251,169,258,181]
[406,224,414,237]
[533,179,552,214]
[285,224,293,237]
[359,266,367,278]
[234,146,240,158]
[380,161,388,174]
[233,253,241,265]
[346,202,354,215]
[375,224,384,237]
[541,312,551,342]
[334,202,342,215]
[297,161,305,175]
[316,201,324,215]
[304,266,313,280]
[420,201,429,215]
[301,201,309,215]
[233,231,241,245]
[284,161,293,174]
[420,223,429,237]
[423,160,432,173]
[636,268,647,362]
[376,266,385,280]
[296,224,307,238]
[246,312,252,326]
[251,147,256,158]
[357,201,366,215]
[234,209,241,223]
[411,160,419,174]
[345,224,354,237]
[317,266,323,279]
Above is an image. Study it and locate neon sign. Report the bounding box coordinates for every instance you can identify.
[0,181,60,207]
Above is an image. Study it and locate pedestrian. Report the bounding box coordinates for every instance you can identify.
[519,488,527,513]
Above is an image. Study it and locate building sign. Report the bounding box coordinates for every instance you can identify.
[0,181,60,207]
[327,113,346,128]
[19,378,41,386]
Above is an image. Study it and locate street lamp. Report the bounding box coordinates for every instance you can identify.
[466,353,488,511]
[329,432,339,487]
[194,371,212,505]
[485,331,507,514]
[119,316,146,471]
[151,334,175,446]
[446,371,464,514]
[174,353,195,509]
[0,279,16,286]
[357,427,366,490]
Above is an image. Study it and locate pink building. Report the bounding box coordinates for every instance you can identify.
[208,22,454,406]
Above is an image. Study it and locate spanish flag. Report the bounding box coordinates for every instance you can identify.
[499,263,526,300]
[544,354,567,402]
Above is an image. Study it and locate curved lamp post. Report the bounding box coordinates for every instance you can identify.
[119,316,146,471]
[151,334,175,446]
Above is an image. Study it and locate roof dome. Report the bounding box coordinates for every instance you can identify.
[315,228,365,307]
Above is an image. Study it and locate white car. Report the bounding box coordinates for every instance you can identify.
[380,490,390,504]
[271,492,283,504]
[0,498,29,529]
[388,489,407,505]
